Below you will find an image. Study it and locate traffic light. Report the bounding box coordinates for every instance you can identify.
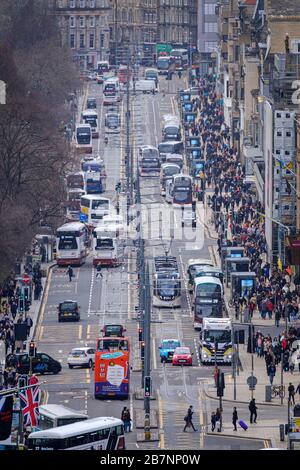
[19,298,24,312]
[141,341,145,359]
[23,286,30,300]
[29,341,36,358]
[25,300,30,312]
[217,371,225,397]
[138,328,143,342]
[144,376,151,398]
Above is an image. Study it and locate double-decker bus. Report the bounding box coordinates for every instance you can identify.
[66,172,85,190]
[92,223,123,267]
[139,154,160,177]
[81,159,106,194]
[157,56,170,75]
[97,60,110,73]
[66,188,86,221]
[80,195,110,226]
[153,256,181,308]
[193,276,223,330]
[160,163,181,196]
[170,48,188,70]
[82,110,98,138]
[94,336,130,399]
[56,222,88,266]
[105,112,121,134]
[165,174,193,206]
[117,65,131,84]
[28,417,125,450]
[103,78,120,105]
[75,124,92,154]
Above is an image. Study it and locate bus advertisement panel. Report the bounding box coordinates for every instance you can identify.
[94,337,129,399]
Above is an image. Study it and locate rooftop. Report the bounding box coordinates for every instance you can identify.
[267,0,300,17]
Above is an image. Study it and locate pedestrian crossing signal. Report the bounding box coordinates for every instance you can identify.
[141,341,145,359]
[29,342,36,358]
[144,376,151,398]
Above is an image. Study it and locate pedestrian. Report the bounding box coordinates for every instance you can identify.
[211,411,216,431]
[232,407,238,431]
[25,315,33,338]
[275,309,281,328]
[288,383,295,405]
[295,382,300,396]
[183,405,197,432]
[249,398,257,424]
[121,407,131,433]
[267,363,276,385]
[95,264,103,278]
[66,265,73,282]
[215,408,222,432]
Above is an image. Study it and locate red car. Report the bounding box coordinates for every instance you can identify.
[172,347,193,366]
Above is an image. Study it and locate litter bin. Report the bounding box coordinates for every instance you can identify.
[279,424,285,442]
[265,385,272,402]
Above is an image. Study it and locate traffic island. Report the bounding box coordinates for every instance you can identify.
[136,430,160,442]
[135,409,158,428]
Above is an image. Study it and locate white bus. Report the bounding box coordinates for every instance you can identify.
[105,112,121,133]
[39,405,88,430]
[27,417,125,450]
[66,188,86,221]
[80,195,110,226]
[92,223,123,267]
[56,222,88,266]
[82,110,98,138]
[75,124,93,154]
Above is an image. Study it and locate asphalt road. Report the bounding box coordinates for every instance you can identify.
[32,70,278,451]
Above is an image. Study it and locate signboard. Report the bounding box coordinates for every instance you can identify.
[156,44,172,55]
[247,375,257,390]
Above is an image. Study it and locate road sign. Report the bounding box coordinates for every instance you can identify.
[22,274,30,284]
[247,375,257,390]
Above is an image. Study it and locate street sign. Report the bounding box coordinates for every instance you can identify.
[22,274,30,284]
[247,375,257,390]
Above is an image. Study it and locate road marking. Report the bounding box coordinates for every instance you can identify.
[130,393,134,430]
[35,267,53,341]
[157,390,165,449]
[88,265,94,317]
[152,337,157,370]
[78,324,82,340]
[87,324,91,339]
[38,326,44,341]
[85,368,90,384]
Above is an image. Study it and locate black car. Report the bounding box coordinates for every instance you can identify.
[87,98,97,109]
[7,352,61,375]
[101,324,126,337]
[58,300,80,322]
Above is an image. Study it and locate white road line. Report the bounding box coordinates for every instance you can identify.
[179,253,193,318]
[152,337,157,370]
[87,267,94,317]
[194,337,201,366]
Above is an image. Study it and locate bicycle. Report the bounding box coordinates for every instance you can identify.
[271,385,285,399]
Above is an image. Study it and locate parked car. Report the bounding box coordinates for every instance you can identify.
[7,352,62,375]
[67,347,95,369]
[172,347,193,366]
[57,300,80,322]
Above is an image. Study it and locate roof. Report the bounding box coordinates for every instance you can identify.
[57,222,86,232]
[267,0,300,17]
[194,276,222,286]
[39,404,88,419]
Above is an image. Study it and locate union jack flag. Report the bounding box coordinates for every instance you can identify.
[19,385,41,428]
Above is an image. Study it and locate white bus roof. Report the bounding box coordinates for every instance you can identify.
[39,404,88,420]
[94,223,124,234]
[57,222,86,232]
[194,276,222,287]
[81,195,110,201]
[188,258,214,267]
[161,163,181,169]
[76,123,91,129]
[28,417,123,439]
[82,109,98,117]
[202,318,232,328]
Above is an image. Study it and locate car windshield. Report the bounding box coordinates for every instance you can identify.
[159,144,174,153]
[104,325,123,336]
[196,283,222,298]
[163,166,180,177]
[97,339,129,351]
[195,304,222,318]
[157,279,179,296]
[204,330,231,343]
[71,350,85,356]
[162,341,180,349]
[175,348,189,355]
[60,302,77,311]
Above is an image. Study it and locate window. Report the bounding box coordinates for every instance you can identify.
[70,0,75,7]
[204,41,218,52]
[79,16,85,27]
[80,0,86,7]
[70,34,75,48]
[90,0,95,6]
[57,0,63,7]
[89,33,94,48]
[100,33,104,48]
[145,12,149,23]
[80,34,85,48]
[90,16,95,27]
[70,16,75,28]
[204,3,217,15]
[204,22,218,33]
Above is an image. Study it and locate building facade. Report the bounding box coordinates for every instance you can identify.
[157,0,197,48]
[197,0,219,75]
[53,0,111,70]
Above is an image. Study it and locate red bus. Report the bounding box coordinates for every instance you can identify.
[117,65,132,84]
[94,337,130,399]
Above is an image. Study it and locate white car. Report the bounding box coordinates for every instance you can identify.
[67,347,95,369]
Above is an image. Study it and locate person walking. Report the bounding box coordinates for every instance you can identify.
[267,363,276,385]
[121,407,131,433]
[288,383,295,405]
[95,264,103,279]
[211,411,216,431]
[66,265,73,282]
[232,407,238,431]
[249,398,257,424]
[183,405,198,432]
[215,408,222,432]
[275,309,281,328]
[25,315,33,338]
[295,382,300,396]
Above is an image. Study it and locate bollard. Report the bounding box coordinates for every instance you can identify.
[279,424,285,442]
[265,385,272,402]
[144,413,151,441]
